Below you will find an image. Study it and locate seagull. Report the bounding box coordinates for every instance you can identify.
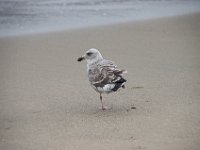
[77,48,127,110]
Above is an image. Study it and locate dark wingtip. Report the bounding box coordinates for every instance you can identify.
[115,77,126,83]
[77,57,84,62]
[112,83,123,92]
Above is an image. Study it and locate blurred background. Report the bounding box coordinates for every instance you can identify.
[0,0,200,36]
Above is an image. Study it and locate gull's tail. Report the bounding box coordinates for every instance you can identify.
[112,75,127,92]
[112,70,127,92]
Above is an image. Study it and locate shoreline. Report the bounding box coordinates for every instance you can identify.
[0,12,200,38]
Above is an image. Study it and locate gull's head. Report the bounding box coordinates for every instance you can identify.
[77,48,103,64]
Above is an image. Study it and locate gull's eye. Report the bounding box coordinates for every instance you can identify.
[86,52,93,56]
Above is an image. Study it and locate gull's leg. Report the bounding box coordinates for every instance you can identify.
[100,93,105,110]
[99,93,111,110]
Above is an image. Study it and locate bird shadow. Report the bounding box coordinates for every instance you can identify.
[64,101,137,118]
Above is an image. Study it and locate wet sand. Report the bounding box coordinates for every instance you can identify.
[0,13,200,150]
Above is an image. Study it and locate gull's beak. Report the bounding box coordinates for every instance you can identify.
[77,56,85,62]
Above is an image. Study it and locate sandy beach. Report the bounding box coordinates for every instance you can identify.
[0,13,200,150]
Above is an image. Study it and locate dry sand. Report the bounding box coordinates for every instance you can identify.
[0,13,200,150]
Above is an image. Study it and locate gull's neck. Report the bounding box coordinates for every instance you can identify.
[86,55,103,65]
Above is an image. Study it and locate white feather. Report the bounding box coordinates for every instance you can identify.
[97,84,115,93]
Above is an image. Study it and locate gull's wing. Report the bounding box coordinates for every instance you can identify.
[88,60,126,88]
